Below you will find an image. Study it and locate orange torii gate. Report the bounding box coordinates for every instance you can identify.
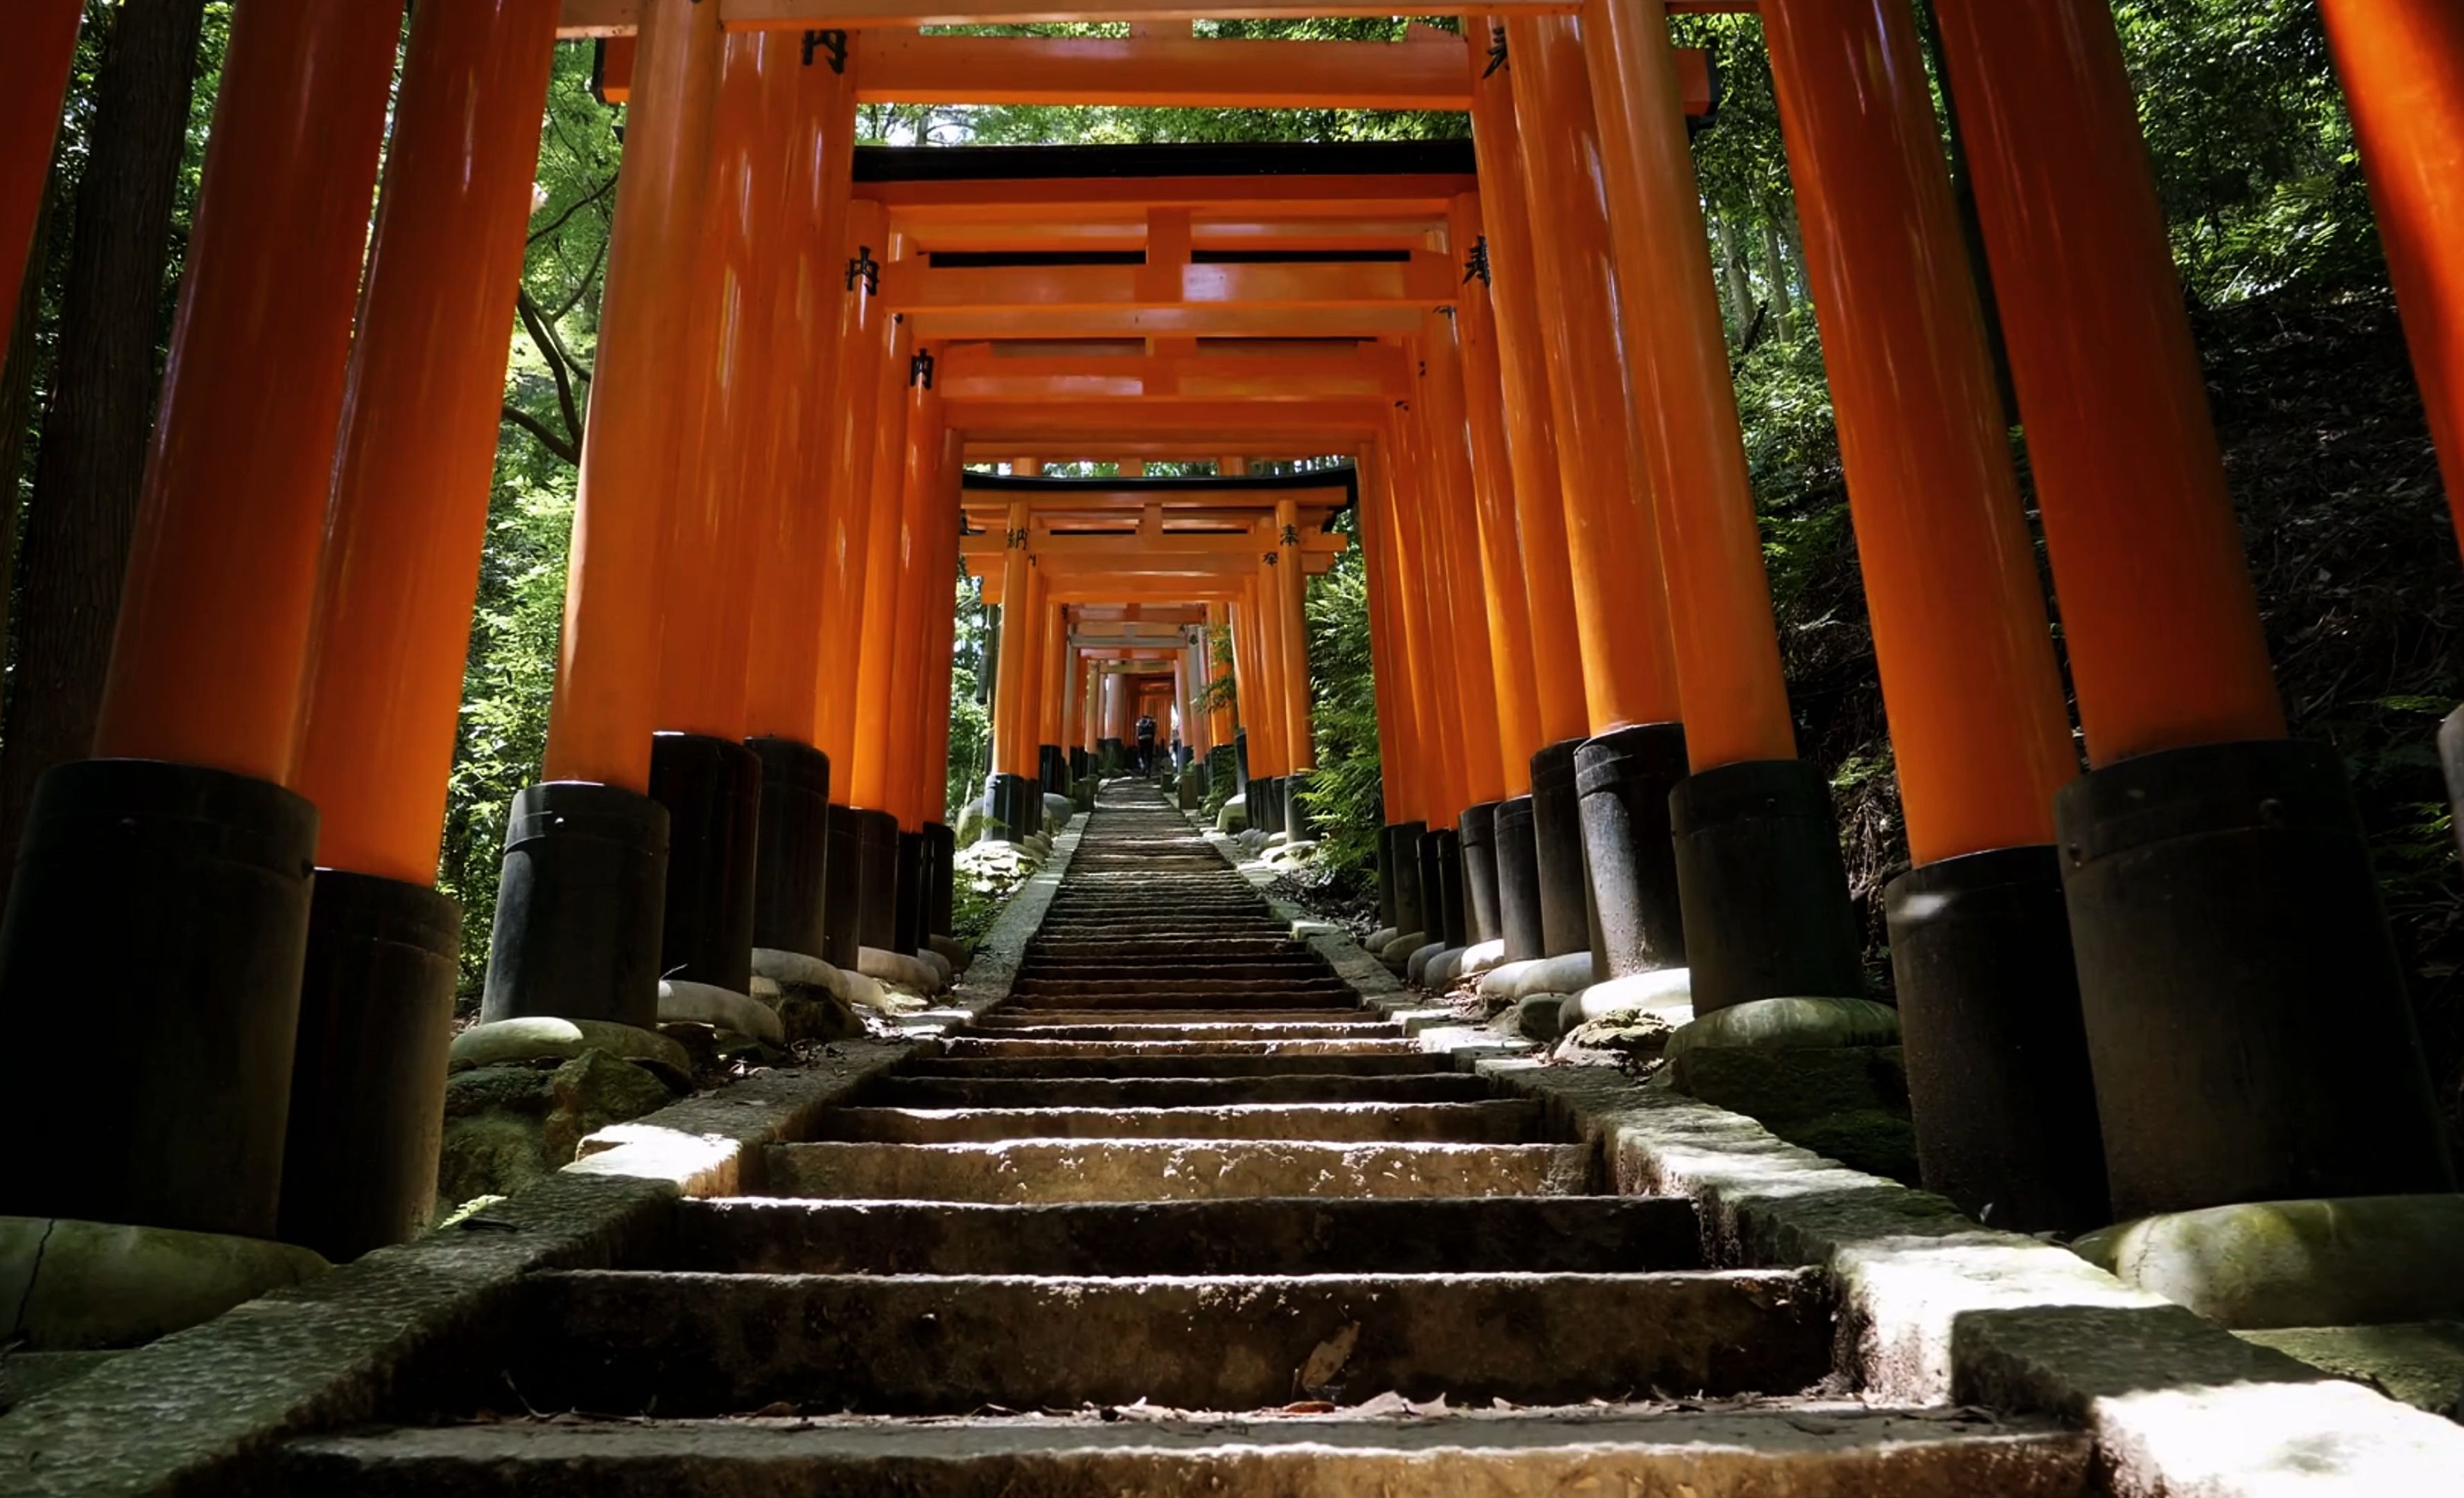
[0,0,2454,1289]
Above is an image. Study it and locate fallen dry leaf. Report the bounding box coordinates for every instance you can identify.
[1294,1322,1361,1397]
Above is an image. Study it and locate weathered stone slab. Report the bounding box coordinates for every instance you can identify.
[764,1138,1595,1203]
[279,1404,2090,1498]
[484,1267,1832,1415]
[860,1073,1496,1110]
[905,1053,1455,1079]
[940,1035,1423,1058]
[667,1196,1704,1277]
[806,1100,1545,1144]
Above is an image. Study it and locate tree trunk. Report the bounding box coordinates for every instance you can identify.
[1715,211,1756,342]
[1760,216,1795,343]
[0,0,209,890]
[0,173,60,669]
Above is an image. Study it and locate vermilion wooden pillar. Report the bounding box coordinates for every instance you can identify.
[1445,193,1542,795]
[985,497,1038,840]
[279,0,557,1261]
[744,33,859,975]
[1413,314,1505,807]
[850,311,919,814]
[1573,0,1860,993]
[476,0,722,1038]
[0,0,401,1242]
[2320,0,2464,567]
[1356,440,1425,941]
[1461,28,1588,753]
[1929,0,2451,1222]
[813,196,889,784]
[912,434,963,944]
[877,363,948,958]
[639,29,795,1008]
[0,1,81,352]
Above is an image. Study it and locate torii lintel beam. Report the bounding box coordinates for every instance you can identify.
[882,257,1458,330]
[960,531,1347,558]
[938,343,1408,404]
[591,32,1714,117]
[557,1,1754,35]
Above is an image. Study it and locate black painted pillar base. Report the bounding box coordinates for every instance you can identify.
[1529,739,1590,958]
[1258,775,1283,835]
[1416,829,1447,955]
[1459,802,1502,945]
[2057,738,2454,1221]
[1886,846,2108,1235]
[1389,820,1428,939]
[482,779,669,1031]
[1669,758,1862,1016]
[1429,827,1468,951]
[854,809,901,954]
[1070,746,1091,782]
[988,771,1038,841]
[1491,795,1545,962]
[649,732,762,997]
[894,830,926,956]
[1576,723,1690,977]
[1285,770,1315,841]
[821,804,863,969]
[279,870,460,1261]
[1375,820,1398,930]
[1039,743,1067,794]
[745,737,830,960]
[0,759,318,1238]
[1233,730,1251,792]
[924,821,955,940]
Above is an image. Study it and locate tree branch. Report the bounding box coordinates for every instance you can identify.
[517,289,585,447]
[500,403,580,465]
[527,173,616,247]
[547,233,610,325]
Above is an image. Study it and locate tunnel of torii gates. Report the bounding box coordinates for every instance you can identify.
[0,0,2460,1273]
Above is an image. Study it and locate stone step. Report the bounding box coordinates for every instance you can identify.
[903,1054,1452,1079]
[804,1100,1542,1144]
[858,1073,1498,1110]
[1000,994,1363,1015]
[667,1196,1701,1275]
[965,1015,1384,1035]
[454,1267,1829,1416]
[939,1037,1425,1059]
[763,1137,1593,1201]
[282,1406,2089,1498]
[1007,979,1357,999]
[962,1022,1396,1043]
[1016,963,1331,983]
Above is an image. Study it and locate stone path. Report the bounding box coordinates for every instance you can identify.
[272,781,2092,1495]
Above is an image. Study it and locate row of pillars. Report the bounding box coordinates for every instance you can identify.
[0,3,966,1262]
[1358,1,2461,1235]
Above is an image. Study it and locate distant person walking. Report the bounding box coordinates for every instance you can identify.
[1135,714,1158,775]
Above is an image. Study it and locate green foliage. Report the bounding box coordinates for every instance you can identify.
[1297,551,1380,888]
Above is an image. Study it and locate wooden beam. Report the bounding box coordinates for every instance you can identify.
[882,255,1457,315]
[726,1,1578,28]
[559,0,1744,37]
[858,33,1469,111]
[938,343,1408,403]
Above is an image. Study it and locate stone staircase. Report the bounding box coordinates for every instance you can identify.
[268,781,2093,1495]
